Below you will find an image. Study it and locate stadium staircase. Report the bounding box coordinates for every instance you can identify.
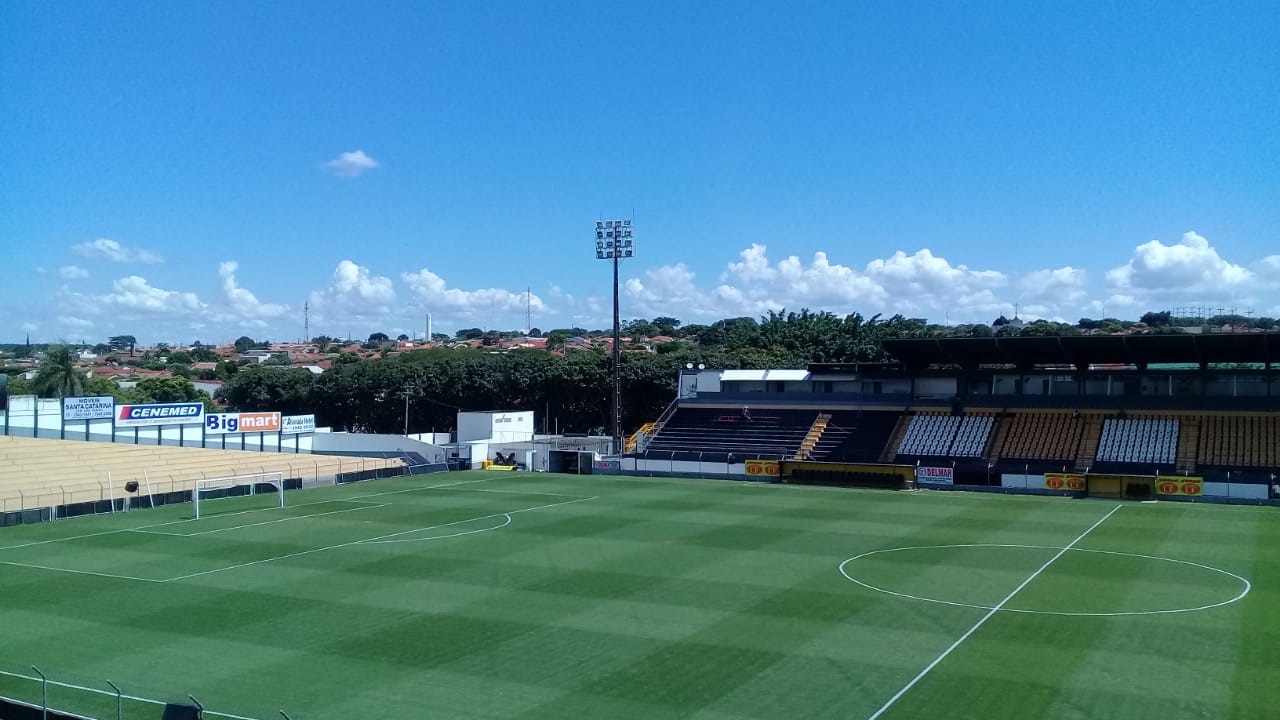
[880,414,914,463]
[1176,415,1200,472]
[983,413,1013,464]
[625,421,662,453]
[643,407,818,458]
[793,413,831,460]
[1073,414,1106,471]
[809,411,903,464]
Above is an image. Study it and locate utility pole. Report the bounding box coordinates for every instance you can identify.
[303,300,310,344]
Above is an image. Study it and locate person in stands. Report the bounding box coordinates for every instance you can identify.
[740,405,751,422]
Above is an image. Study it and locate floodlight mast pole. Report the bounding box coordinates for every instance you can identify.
[596,219,634,454]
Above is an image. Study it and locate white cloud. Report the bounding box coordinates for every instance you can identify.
[58,265,89,279]
[72,238,163,264]
[56,316,94,331]
[628,244,1009,323]
[402,266,545,324]
[325,150,380,177]
[218,261,287,322]
[1106,231,1253,299]
[20,322,39,333]
[98,276,204,314]
[308,260,396,323]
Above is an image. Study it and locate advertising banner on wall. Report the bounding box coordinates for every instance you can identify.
[205,412,282,435]
[915,466,954,485]
[1045,473,1086,491]
[281,414,316,435]
[745,460,781,478]
[116,402,205,427]
[1157,476,1203,497]
[62,395,115,421]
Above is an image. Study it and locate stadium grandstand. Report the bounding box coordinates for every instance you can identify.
[0,436,407,524]
[626,333,1280,503]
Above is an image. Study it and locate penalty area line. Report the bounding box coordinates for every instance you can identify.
[161,495,596,583]
[865,504,1122,720]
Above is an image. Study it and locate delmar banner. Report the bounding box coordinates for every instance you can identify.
[281,414,317,435]
[205,412,282,435]
[915,466,954,485]
[745,460,781,477]
[1157,475,1203,497]
[116,402,205,427]
[62,395,115,421]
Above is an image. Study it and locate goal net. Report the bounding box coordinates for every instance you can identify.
[193,472,285,519]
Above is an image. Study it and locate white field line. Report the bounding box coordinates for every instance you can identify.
[0,559,163,583]
[0,477,493,551]
[131,503,390,537]
[361,513,513,544]
[865,504,1122,720]
[162,495,597,583]
[0,668,265,720]
[461,487,593,499]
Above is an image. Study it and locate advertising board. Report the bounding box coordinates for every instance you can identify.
[1044,473,1086,491]
[281,414,317,435]
[1157,475,1203,497]
[115,402,205,427]
[205,411,282,435]
[915,466,954,485]
[62,395,115,421]
[745,460,781,478]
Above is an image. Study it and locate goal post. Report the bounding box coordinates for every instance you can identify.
[193,472,285,519]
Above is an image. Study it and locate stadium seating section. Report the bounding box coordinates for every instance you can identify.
[643,407,819,458]
[644,406,1280,477]
[1198,414,1280,468]
[1095,418,1179,465]
[997,412,1085,462]
[808,411,900,463]
[0,436,404,513]
[896,413,994,458]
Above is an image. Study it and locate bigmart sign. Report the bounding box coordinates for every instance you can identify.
[116,403,205,427]
[205,412,282,435]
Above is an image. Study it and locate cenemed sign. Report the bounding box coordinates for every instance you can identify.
[115,403,206,427]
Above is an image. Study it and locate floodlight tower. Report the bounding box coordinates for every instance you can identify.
[596,219,634,454]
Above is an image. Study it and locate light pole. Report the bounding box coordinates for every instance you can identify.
[596,218,634,454]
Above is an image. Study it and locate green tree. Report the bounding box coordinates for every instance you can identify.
[216,367,316,414]
[108,335,137,357]
[189,346,219,363]
[368,332,390,345]
[167,350,193,365]
[32,346,85,398]
[264,353,292,366]
[233,336,258,353]
[125,376,211,407]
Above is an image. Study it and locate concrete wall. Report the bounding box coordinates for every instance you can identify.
[457,411,535,443]
[310,432,445,463]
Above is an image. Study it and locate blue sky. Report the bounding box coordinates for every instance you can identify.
[2,1,1277,344]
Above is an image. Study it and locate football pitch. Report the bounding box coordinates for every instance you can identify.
[0,471,1276,720]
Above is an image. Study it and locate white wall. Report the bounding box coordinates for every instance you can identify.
[310,432,444,462]
[456,411,534,443]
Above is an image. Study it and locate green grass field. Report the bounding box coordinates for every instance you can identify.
[0,471,1276,720]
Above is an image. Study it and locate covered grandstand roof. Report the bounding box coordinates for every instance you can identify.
[882,333,1280,370]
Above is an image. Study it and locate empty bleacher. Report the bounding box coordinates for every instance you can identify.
[1095,418,1179,465]
[808,411,902,463]
[998,412,1085,462]
[895,413,994,458]
[1198,414,1280,468]
[0,436,405,514]
[642,407,818,459]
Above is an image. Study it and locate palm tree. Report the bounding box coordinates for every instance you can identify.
[32,345,86,399]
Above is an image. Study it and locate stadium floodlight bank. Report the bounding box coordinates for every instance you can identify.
[193,472,285,519]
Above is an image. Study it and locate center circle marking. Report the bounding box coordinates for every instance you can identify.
[838,543,1251,617]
